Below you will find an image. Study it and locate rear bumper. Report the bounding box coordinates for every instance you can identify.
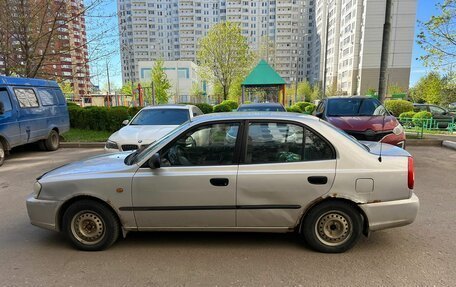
[26,194,61,231]
[359,193,419,231]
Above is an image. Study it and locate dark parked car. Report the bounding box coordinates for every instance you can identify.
[314,96,406,148]
[413,103,454,128]
[237,103,286,112]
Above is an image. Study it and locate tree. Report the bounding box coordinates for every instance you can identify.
[151,59,171,104]
[366,87,377,96]
[417,0,456,70]
[120,81,136,96]
[297,80,313,102]
[409,72,444,104]
[58,80,74,96]
[388,84,405,96]
[190,82,205,103]
[197,22,253,100]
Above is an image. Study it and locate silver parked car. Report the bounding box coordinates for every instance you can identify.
[26,113,419,253]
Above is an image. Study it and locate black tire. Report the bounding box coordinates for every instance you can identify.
[0,141,5,167]
[300,201,363,253]
[44,130,59,151]
[62,200,120,251]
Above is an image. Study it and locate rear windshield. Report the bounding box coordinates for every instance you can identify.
[130,109,190,125]
[327,98,387,117]
[238,105,285,112]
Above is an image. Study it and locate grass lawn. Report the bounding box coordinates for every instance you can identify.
[62,129,111,142]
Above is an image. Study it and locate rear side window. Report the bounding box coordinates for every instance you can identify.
[0,90,13,112]
[14,88,39,108]
[37,89,58,106]
[245,122,335,164]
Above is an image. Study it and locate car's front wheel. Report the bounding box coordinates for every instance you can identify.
[300,201,363,253]
[62,200,120,251]
[0,141,5,167]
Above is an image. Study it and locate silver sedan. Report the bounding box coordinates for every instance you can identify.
[26,113,419,253]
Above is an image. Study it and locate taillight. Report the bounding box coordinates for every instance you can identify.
[408,156,415,189]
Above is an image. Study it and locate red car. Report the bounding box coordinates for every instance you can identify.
[314,96,406,148]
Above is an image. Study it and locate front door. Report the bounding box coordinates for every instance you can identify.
[237,121,337,228]
[0,88,20,147]
[132,121,242,229]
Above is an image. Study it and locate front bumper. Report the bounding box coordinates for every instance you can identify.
[359,193,419,231]
[26,194,61,231]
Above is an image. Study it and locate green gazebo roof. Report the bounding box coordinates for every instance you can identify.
[242,60,286,86]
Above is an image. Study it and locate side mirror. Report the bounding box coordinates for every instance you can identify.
[314,112,323,118]
[0,101,4,115]
[148,153,160,169]
[122,119,129,126]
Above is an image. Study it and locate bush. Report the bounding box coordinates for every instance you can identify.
[213,103,233,113]
[295,102,312,112]
[67,102,79,107]
[399,111,416,121]
[305,104,316,114]
[68,105,131,132]
[195,103,213,114]
[127,106,142,118]
[412,111,432,127]
[286,105,303,113]
[384,100,414,116]
[220,100,238,111]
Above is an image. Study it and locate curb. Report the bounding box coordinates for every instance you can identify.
[60,142,105,148]
[406,139,442,146]
[442,140,456,151]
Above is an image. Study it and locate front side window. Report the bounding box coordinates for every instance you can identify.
[0,89,13,112]
[160,122,240,166]
[429,106,445,115]
[130,108,190,125]
[245,122,334,164]
[14,88,39,108]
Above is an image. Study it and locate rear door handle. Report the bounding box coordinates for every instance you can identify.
[210,178,229,186]
[308,176,328,185]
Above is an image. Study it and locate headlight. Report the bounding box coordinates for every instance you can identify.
[105,140,118,150]
[33,181,42,199]
[393,123,404,135]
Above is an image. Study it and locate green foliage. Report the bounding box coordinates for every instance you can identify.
[58,81,73,96]
[120,81,137,96]
[388,84,405,96]
[286,105,303,113]
[213,103,233,113]
[151,59,171,104]
[409,72,444,104]
[68,105,131,132]
[399,111,417,121]
[305,104,316,114]
[62,129,111,142]
[384,100,414,116]
[220,100,238,110]
[297,80,313,102]
[197,22,253,100]
[127,106,141,118]
[295,102,312,112]
[228,76,244,102]
[416,0,456,70]
[190,82,205,103]
[67,102,78,107]
[366,87,377,96]
[195,103,213,114]
[412,111,432,127]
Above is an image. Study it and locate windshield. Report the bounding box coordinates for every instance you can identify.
[238,105,285,112]
[127,123,190,165]
[319,120,370,151]
[327,98,387,117]
[130,109,190,125]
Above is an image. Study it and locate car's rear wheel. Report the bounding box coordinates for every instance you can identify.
[62,200,120,251]
[0,141,5,167]
[300,201,362,253]
[43,130,60,151]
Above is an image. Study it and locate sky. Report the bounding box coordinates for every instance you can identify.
[87,0,441,89]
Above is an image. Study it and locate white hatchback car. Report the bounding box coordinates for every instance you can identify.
[105,104,203,152]
[27,113,419,253]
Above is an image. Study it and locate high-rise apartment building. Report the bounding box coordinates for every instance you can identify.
[0,0,91,97]
[118,0,417,95]
[118,0,309,84]
[314,0,417,95]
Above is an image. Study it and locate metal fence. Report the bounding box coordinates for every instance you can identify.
[399,117,455,138]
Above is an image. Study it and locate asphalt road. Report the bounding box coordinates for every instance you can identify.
[0,146,455,286]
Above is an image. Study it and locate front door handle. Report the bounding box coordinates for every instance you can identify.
[210,178,229,186]
[308,176,328,185]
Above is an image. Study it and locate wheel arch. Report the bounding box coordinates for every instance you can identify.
[297,197,370,237]
[0,134,10,150]
[57,195,122,232]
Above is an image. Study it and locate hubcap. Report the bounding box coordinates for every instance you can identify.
[71,211,105,245]
[315,211,352,246]
[51,133,58,147]
[0,148,4,159]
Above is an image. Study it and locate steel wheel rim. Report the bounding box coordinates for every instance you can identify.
[70,210,105,245]
[51,133,58,147]
[315,210,352,247]
[0,148,4,160]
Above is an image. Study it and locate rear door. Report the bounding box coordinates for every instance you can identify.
[236,120,337,228]
[0,88,21,147]
[429,105,452,128]
[13,87,47,142]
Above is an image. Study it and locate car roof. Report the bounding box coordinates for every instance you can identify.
[0,76,59,88]
[189,112,319,124]
[238,103,284,107]
[141,104,195,110]
[326,96,375,100]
